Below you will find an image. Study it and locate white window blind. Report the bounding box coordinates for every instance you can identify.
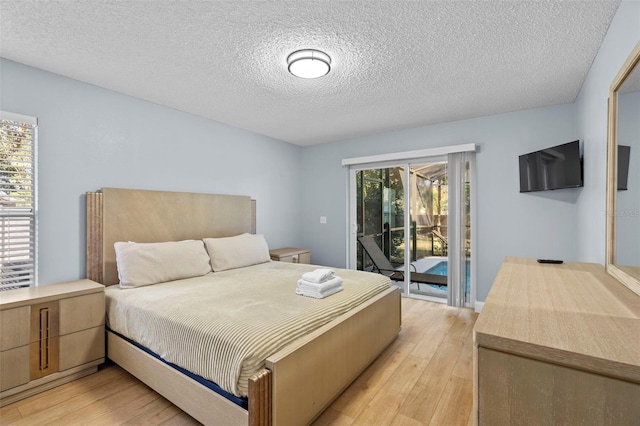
[1,111,37,290]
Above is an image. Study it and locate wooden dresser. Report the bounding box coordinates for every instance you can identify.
[0,279,105,406]
[473,257,640,425]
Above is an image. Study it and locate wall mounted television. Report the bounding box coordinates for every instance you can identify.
[519,140,583,193]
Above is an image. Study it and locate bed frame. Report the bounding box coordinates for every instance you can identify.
[86,187,401,425]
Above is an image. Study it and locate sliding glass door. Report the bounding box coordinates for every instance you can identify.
[356,166,408,291]
[356,169,384,272]
[349,152,475,307]
[407,161,449,300]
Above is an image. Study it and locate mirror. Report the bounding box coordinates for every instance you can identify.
[606,41,640,296]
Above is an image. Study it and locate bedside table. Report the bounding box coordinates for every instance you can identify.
[0,279,105,406]
[270,247,311,264]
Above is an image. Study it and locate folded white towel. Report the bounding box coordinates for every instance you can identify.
[301,268,335,284]
[297,276,343,292]
[296,285,343,299]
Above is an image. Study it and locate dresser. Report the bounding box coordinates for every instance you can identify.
[473,257,640,425]
[0,279,105,406]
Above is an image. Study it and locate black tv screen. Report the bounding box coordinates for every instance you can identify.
[519,140,583,193]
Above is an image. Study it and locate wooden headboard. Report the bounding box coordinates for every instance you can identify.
[86,188,256,286]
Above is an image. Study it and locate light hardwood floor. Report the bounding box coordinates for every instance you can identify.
[0,298,477,425]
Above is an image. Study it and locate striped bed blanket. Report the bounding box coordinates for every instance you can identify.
[105,261,391,397]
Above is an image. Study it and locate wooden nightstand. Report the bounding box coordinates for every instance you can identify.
[0,279,105,406]
[270,247,311,264]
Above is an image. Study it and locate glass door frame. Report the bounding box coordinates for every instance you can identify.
[348,156,448,300]
[344,144,477,308]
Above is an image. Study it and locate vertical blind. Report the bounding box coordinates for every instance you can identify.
[446,151,475,308]
[1,111,37,289]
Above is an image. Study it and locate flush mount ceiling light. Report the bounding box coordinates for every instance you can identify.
[287,49,331,79]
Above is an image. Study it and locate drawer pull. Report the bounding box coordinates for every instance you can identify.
[30,301,59,380]
[38,308,50,370]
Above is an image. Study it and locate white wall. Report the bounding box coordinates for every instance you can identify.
[575,0,640,263]
[300,103,579,302]
[0,59,304,285]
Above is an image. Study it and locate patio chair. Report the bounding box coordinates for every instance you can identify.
[432,228,448,255]
[357,235,447,287]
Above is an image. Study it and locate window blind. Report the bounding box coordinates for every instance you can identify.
[1,111,37,290]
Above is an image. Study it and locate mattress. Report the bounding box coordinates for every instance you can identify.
[105,261,391,397]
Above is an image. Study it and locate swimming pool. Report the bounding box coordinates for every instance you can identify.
[425,260,471,293]
[425,260,470,278]
[425,261,448,276]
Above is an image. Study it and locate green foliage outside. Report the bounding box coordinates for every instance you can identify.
[357,164,453,270]
[1,120,34,208]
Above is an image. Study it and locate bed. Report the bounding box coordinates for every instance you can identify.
[86,187,401,425]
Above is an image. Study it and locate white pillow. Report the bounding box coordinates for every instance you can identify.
[114,240,212,288]
[204,233,270,272]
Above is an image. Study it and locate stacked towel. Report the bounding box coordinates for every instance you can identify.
[296,269,343,299]
[301,268,335,283]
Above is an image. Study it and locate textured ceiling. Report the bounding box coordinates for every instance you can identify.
[0,1,621,146]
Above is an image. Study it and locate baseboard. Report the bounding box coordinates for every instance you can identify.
[474,301,484,313]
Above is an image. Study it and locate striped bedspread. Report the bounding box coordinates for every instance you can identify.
[105,261,391,397]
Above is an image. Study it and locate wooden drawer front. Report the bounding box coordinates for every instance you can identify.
[298,252,311,264]
[59,325,105,371]
[478,347,640,425]
[0,346,30,391]
[1,306,30,351]
[59,293,105,335]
